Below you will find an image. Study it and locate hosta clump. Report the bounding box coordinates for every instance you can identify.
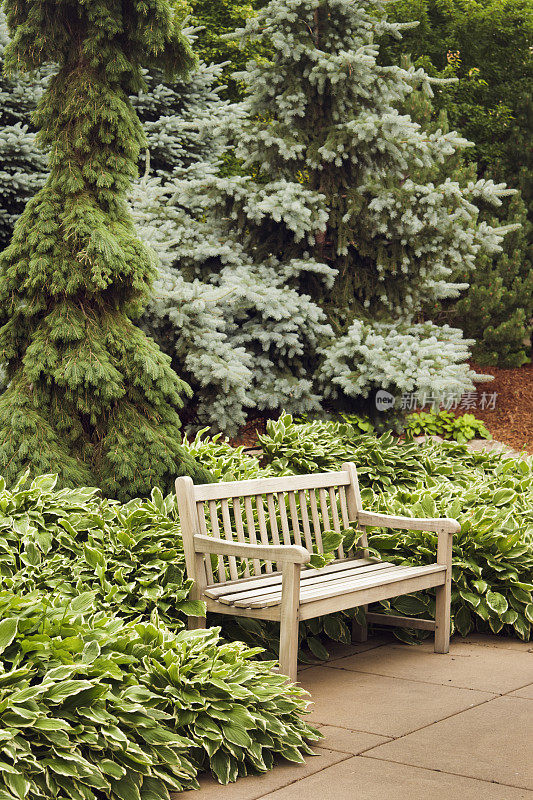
[0,590,319,797]
[259,414,429,487]
[182,429,272,483]
[365,456,533,641]
[405,410,492,443]
[0,472,200,629]
[0,590,198,799]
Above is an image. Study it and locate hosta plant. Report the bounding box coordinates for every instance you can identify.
[0,472,200,630]
[364,461,533,641]
[0,590,319,797]
[405,410,492,443]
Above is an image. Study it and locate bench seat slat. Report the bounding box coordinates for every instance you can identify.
[214,563,445,609]
[212,561,398,605]
[204,558,379,600]
[214,561,401,605]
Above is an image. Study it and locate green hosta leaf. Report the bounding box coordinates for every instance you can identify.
[0,619,17,655]
[492,489,516,506]
[177,600,206,617]
[391,594,429,617]
[510,586,531,604]
[30,474,58,492]
[138,777,171,800]
[485,591,508,615]
[70,592,97,614]
[459,591,481,608]
[81,641,101,664]
[323,615,350,643]
[221,724,253,749]
[83,544,105,569]
[488,615,504,634]
[501,609,518,625]
[454,605,473,637]
[210,750,232,785]
[45,680,94,704]
[306,636,330,661]
[309,553,331,569]
[524,604,533,624]
[321,531,343,553]
[279,746,305,763]
[513,614,531,641]
[4,772,30,800]
[109,773,141,800]
[341,530,357,552]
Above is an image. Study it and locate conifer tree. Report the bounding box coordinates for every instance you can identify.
[215,0,513,408]
[0,0,211,498]
[0,10,47,250]
[445,193,533,367]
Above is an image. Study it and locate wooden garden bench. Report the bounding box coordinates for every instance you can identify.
[176,463,458,682]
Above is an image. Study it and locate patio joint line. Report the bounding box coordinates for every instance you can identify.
[358,753,533,792]
[320,663,505,694]
[357,693,501,750]
[501,685,533,697]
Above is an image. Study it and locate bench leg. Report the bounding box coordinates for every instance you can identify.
[352,605,368,643]
[279,563,301,683]
[188,615,207,631]
[434,583,451,653]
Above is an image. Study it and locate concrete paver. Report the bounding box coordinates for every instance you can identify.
[329,640,533,694]
[259,755,533,800]
[183,634,533,798]
[187,748,348,800]
[365,695,533,790]
[300,663,494,737]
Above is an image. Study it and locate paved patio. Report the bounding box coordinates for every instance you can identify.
[187,632,533,799]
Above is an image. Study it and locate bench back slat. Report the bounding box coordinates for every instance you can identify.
[177,463,366,587]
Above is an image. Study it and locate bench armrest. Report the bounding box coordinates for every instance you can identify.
[193,534,311,565]
[357,510,460,535]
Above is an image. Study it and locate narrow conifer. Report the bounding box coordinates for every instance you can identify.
[0,0,211,499]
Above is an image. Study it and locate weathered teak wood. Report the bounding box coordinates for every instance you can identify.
[175,462,458,682]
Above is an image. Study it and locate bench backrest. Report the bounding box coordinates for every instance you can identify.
[176,462,367,588]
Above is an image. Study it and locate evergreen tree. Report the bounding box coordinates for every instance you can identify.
[0,0,211,499]
[444,193,533,367]
[129,54,256,434]
[0,10,48,250]
[168,0,512,415]
[399,56,532,368]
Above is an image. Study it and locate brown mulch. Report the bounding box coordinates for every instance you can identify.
[464,362,533,454]
[230,363,533,455]
[229,416,267,450]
